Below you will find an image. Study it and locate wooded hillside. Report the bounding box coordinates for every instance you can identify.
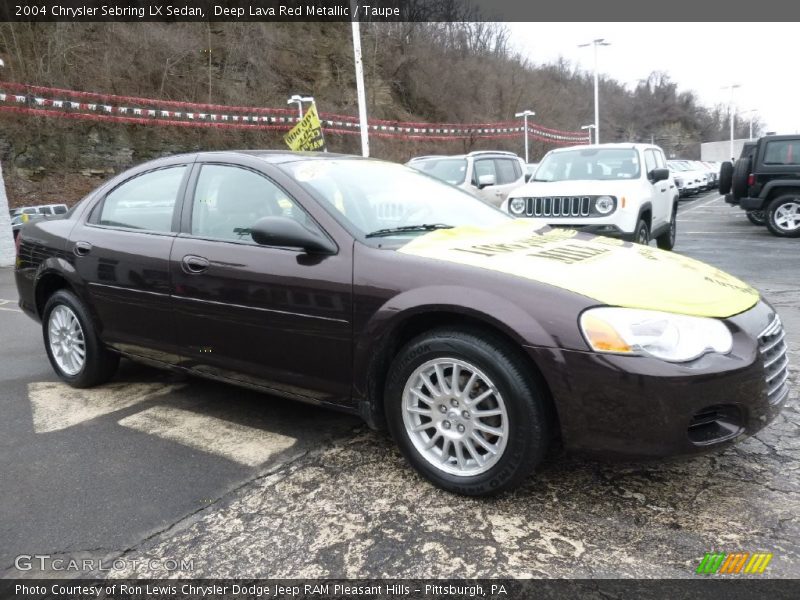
[0,21,753,206]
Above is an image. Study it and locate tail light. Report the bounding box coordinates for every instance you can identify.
[747,174,755,186]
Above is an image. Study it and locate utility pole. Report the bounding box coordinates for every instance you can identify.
[722,84,741,159]
[579,38,610,144]
[287,95,314,119]
[581,124,596,144]
[351,2,369,157]
[515,110,535,163]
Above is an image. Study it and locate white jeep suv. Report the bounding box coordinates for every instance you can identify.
[407,151,527,207]
[500,143,678,249]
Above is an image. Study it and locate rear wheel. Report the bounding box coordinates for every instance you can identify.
[746,210,766,226]
[385,328,550,496]
[42,289,119,388]
[765,195,800,237]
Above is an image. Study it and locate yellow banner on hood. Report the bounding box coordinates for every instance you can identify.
[398,220,759,318]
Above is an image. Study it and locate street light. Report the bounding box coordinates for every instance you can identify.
[286,94,314,119]
[581,124,596,144]
[740,109,758,140]
[722,84,741,159]
[578,38,611,144]
[514,109,536,163]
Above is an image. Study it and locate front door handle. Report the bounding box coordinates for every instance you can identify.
[181,255,210,274]
[660,187,666,192]
[73,241,92,256]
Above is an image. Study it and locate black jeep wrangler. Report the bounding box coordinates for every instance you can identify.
[720,135,800,237]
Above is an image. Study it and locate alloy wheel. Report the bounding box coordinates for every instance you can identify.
[48,305,86,376]
[402,358,509,476]
[774,200,800,232]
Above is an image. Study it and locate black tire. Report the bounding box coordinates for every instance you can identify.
[656,205,677,250]
[384,328,551,496]
[731,156,751,201]
[42,289,119,388]
[746,210,766,226]
[765,194,800,238]
[633,218,650,245]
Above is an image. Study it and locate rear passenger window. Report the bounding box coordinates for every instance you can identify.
[764,141,800,165]
[97,166,186,232]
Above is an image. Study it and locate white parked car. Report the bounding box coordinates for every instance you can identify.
[668,160,705,195]
[407,151,527,207]
[501,143,678,249]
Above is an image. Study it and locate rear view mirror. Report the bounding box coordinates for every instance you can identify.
[250,217,336,254]
[477,174,496,189]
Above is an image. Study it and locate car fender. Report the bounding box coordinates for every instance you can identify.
[352,284,566,424]
[759,179,800,199]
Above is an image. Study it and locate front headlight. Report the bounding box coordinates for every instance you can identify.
[594,196,615,214]
[509,197,526,215]
[580,307,733,362]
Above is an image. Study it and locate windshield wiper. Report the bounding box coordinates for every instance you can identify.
[365,223,454,238]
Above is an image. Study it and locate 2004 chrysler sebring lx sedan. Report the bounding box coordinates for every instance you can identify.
[15,151,789,495]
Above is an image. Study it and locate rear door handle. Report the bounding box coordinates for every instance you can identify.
[181,255,210,274]
[73,241,92,256]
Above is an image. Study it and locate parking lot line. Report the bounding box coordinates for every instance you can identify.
[28,381,182,433]
[118,406,297,467]
[677,195,721,218]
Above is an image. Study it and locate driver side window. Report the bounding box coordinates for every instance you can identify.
[191,165,313,243]
[472,160,496,185]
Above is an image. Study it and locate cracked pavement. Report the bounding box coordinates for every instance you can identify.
[1,192,797,579]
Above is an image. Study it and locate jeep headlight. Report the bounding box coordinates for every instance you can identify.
[594,196,615,214]
[509,197,526,215]
[580,307,733,362]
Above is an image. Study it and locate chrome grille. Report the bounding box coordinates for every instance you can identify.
[525,196,591,217]
[759,316,789,405]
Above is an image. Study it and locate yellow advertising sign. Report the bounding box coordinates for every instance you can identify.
[399,220,759,318]
[284,103,326,152]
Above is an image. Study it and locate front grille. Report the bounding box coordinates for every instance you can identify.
[525,196,591,217]
[759,316,789,405]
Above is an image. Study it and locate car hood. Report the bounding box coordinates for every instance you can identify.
[398,221,759,319]
[509,179,638,197]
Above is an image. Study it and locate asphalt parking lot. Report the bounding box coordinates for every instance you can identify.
[1,191,797,579]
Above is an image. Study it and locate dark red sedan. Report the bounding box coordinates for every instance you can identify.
[14,151,788,495]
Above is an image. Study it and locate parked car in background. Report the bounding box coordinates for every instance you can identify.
[9,204,70,240]
[406,151,526,207]
[727,134,800,237]
[668,160,703,196]
[502,143,679,248]
[14,150,786,495]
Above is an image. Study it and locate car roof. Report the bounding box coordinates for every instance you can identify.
[547,143,661,153]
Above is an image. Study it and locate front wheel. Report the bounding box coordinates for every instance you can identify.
[385,328,550,496]
[42,289,119,387]
[746,210,766,226]
[765,195,800,238]
[633,219,650,245]
[656,208,677,250]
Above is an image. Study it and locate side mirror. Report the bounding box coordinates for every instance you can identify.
[477,174,496,189]
[649,168,669,183]
[250,217,336,254]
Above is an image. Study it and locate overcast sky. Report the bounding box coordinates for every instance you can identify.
[505,22,799,136]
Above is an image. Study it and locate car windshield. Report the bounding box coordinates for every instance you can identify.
[282,159,510,241]
[534,148,640,181]
[407,157,468,185]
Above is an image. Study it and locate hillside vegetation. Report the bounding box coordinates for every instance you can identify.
[0,21,751,206]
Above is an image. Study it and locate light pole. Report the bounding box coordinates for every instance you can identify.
[286,94,314,119]
[741,109,757,140]
[515,109,535,163]
[722,84,741,159]
[578,38,611,144]
[581,124,596,144]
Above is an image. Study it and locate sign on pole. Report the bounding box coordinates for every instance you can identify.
[283,103,326,152]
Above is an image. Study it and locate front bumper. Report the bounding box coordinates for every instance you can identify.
[740,197,766,211]
[526,301,788,459]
